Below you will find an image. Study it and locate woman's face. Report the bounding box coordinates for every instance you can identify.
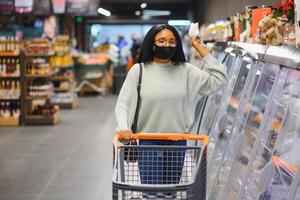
[154,29,177,47]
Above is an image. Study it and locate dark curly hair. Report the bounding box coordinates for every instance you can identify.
[137,24,186,65]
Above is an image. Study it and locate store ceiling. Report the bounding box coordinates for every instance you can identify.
[99,0,194,19]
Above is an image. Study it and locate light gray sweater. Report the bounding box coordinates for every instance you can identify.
[115,54,227,133]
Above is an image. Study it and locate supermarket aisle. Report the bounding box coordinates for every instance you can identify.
[0,95,117,200]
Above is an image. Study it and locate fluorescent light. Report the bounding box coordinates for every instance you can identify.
[141,3,147,9]
[143,10,171,16]
[135,10,141,16]
[97,7,111,17]
[168,20,191,26]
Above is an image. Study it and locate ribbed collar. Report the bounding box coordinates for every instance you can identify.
[150,61,173,69]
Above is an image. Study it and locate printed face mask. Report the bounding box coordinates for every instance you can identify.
[153,45,176,59]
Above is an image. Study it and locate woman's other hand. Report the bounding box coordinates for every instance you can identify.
[117,129,133,142]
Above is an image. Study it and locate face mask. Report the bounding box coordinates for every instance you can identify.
[153,44,176,59]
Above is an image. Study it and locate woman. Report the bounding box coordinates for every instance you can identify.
[115,24,227,197]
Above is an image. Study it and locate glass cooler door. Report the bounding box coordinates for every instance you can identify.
[209,61,280,200]
[237,67,300,200]
[197,53,234,136]
[207,56,256,195]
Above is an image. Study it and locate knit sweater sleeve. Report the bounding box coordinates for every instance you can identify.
[187,54,227,97]
[115,64,139,132]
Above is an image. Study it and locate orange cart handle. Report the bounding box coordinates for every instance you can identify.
[114,133,209,145]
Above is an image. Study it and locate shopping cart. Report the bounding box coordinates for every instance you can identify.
[112,133,208,200]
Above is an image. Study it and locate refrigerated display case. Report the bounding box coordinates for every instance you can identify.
[237,67,300,200]
[207,42,300,200]
[211,62,280,200]
[207,55,259,196]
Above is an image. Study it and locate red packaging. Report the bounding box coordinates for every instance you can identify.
[252,7,272,43]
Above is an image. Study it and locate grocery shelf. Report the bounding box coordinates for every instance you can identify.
[0,116,19,126]
[25,73,54,78]
[0,52,20,57]
[0,98,20,101]
[52,102,74,109]
[54,88,70,92]
[52,65,74,70]
[24,52,55,57]
[228,42,300,69]
[51,76,73,82]
[25,113,60,125]
[26,95,51,100]
[0,75,20,78]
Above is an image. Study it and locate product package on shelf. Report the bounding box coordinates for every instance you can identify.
[258,14,286,45]
[27,79,54,99]
[296,0,300,48]
[23,38,53,55]
[28,99,60,124]
[245,5,258,42]
[0,36,20,56]
[252,7,272,43]
[51,35,73,68]
[258,6,296,46]
[26,57,53,77]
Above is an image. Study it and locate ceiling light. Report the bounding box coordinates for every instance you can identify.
[168,20,191,26]
[141,3,147,9]
[135,10,141,16]
[143,10,171,16]
[97,7,111,17]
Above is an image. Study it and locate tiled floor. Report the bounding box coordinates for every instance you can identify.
[0,95,117,200]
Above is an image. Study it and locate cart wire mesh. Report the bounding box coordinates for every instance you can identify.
[112,134,207,200]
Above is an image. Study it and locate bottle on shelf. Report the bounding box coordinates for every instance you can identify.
[0,36,19,53]
[0,58,20,77]
[0,80,21,99]
[0,101,20,119]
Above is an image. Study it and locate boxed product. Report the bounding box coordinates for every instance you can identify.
[258,14,287,45]
[252,7,272,43]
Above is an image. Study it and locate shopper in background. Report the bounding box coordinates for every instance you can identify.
[116,35,130,68]
[130,33,142,63]
[115,24,227,198]
[116,35,128,50]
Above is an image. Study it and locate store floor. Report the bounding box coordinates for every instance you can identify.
[0,95,117,200]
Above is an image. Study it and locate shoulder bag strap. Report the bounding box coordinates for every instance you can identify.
[131,63,143,133]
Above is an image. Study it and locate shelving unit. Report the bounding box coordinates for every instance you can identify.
[0,36,21,127]
[22,39,60,125]
[50,35,78,109]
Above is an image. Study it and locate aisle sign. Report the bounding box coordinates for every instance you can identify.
[15,0,34,13]
[52,0,66,14]
[86,0,100,15]
[66,0,89,14]
[33,0,51,15]
[0,0,14,14]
